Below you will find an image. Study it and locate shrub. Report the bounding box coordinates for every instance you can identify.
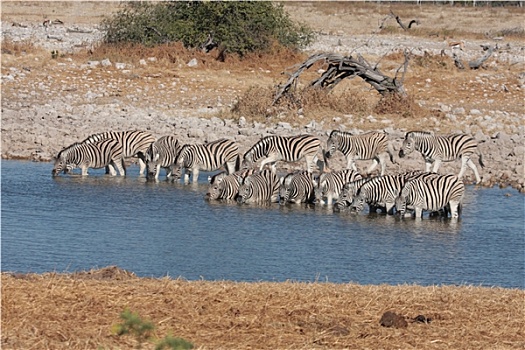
[101,1,315,57]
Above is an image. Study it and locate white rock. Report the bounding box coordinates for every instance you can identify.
[187,58,198,67]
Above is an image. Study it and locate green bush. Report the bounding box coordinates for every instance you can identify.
[101,1,315,56]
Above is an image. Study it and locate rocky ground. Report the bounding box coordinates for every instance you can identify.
[1,3,524,191]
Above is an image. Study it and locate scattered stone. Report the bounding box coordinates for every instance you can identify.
[187,58,198,67]
[380,311,408,328]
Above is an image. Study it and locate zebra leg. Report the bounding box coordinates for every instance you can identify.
[191,168,200,184]
[366,158,380,176]
[466,158,482,184]
[112,160,125,176]
[449,200,460,219]
[137,155,147,177]
[414,207,423,219]
[226,160,236,175]
[432,159,442,173]
[183,169,191,184]
[425,161,433,172]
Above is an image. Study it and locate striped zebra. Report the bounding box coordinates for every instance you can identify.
[396,174,465,219]
[314,169,362,205]
[52,138,125,176]
[348,174,408,214]
[334,177,373,210]
[82,130,155,176]
[347,171,443,214]
[242,135,322,174]
[237,169,280,204]
[206,168,255,201]
[279,171,315,204]
[398,131,484,183]
[145,136,182,181]
[175,138,240,184]
[325,130,395,176]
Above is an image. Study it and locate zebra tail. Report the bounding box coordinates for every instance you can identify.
[478,152,485,168]
[388,143,397,164]
[235,154,241,172]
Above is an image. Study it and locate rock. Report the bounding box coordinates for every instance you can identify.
[470,109,482,115]
[187,58,198,67]
[115,63,127,70]
[101,58,112,67]
[380,311,408,328]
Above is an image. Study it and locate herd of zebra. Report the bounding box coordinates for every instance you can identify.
[52,129,485,219]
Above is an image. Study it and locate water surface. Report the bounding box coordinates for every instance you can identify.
[2,160,523,288]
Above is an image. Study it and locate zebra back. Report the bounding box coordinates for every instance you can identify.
[326,130,389,160]
[177,138,239,172]
[82,130,155,159]
[237,169,280,204]
[279,171,315,204]
[242,134,321,167]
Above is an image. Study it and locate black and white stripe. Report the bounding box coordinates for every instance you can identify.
[145,136,182,181]
[314,169,362,205]
[82,130,155,176]
[325,130,395,176]
[242,135,322,173]
[52,138,125,176]
[398,131,484,183]
[334,177,373,210]
[175,138,240,183]
[348,174,408,214]
[237,169,280,204]
[396,173,465,219]
[206,168,255,201]
[279,171,315,204]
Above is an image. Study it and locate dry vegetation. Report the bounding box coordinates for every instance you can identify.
[2,267,524,350]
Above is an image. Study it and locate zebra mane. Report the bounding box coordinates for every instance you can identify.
[406,131,434,138]
[57,141,84,157]
[329,130,352,138]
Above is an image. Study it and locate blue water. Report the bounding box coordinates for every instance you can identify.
[1,160,524,288]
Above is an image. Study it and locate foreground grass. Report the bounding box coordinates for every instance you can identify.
[2,267,524,350]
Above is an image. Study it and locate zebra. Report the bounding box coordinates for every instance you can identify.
[206,168,255,201]
[81,130,155,176]
[314,169,362,205]
[347,171,444,214]
[334,177,373,211]
[145,136,182,181]
[242,134,322,174]
[175,138,240,184]
[279,171,315,204]
[398,131,485,184]
[396,174,465,219]
[325,130,395,176]
[347,174,408,214]
[237,169,280,204]
[52,138,125,176]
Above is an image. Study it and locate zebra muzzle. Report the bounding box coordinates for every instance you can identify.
[398,150,405,158]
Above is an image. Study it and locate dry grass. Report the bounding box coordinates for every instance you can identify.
[2,267,524,350]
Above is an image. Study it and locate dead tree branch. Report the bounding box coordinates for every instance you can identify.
[273,52,408,105]
[379,10,420,31]
[468,46,496,69]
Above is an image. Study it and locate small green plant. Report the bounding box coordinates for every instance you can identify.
[112,309,193,350]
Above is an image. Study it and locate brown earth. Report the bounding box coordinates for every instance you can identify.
[1,3,525,350]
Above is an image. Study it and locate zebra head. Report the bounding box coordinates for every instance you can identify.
[349,194,366,213]
[145,146,160,180]
[206,172,228,200]
[52,150,73,176]
[313,173,329,204]
[399,131,432,158]
[334,182,356,210]
[237,177,252,204]
[325,130,342,159]
[278,173,294,204]
[395,195,408,217]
